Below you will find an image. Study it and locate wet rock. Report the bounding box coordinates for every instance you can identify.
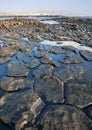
[0,77,34,92]
[19,42,36,52]
[24,58,39,69]
[0,57,11,64]
[16,51,33,60]
[60,54,83,64]
[7,62,29,77]
[34,75,64,103]
[0,90,45,129]
[83,105,92,120]
[62,45,78,54]
[0,44,19,57]
[34,50,46,58]
[35,105,92,130]
[50,46,64,54]
[80,50,92,61]
[65,82,92,108]
[29,34,43,42]
[38,44,52,52]
[33,64,53,78]
[53,65,84,82]
[41,55,52,64]
[41,55,60,67]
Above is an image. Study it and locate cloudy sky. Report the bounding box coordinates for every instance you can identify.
[0,0,92,16]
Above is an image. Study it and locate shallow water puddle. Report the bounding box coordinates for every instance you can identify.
[42,20,59,24]
[40,40,92,52]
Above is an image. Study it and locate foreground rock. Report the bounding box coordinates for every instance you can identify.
[65,82,92,108]
[0,90,45,130]
[0,77,34,92]
[33,64,53,78]
[80,50,92,61]
[34,105,92,130]
[7,62,29,77]
[53,65,84,82]
[34,75,64,103]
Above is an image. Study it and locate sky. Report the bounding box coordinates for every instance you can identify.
[0,0,92,16]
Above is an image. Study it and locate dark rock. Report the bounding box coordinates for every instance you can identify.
[80,50,92,61]
[65,82,92,108]
[50,46,64,54]
[34,50,46,58]
[0,90,45,129]
[24,58,39,69]
[16,51,33,60]
[33,64,53,78]
[0,77,34,92]
[36,105,92,130]
[60,55,83,64]
[34,75,64,103]
[38,44,52,52]
[62,45,78,54]
[7,62,29,77]
[53,65,84,82]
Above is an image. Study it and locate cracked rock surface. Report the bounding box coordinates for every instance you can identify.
[0,17,92,130]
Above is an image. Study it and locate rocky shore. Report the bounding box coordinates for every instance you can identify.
[0,17,92,130]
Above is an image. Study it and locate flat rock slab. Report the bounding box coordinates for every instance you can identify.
[0,77,34,92]
[35,105,92,130]
[7,62,29,77]
[34,75,64,103]
[38,44,52,52]
[60,55,83,64]
[50,46,64,54]
[41,55,60,67]
[0,57,11,64]
[34,50,46,58]
[16,51,33,60]
[80,50,92,61]
[24,58,39,69]
[0,90,45,129]
[53,65,84,82]
[62,45,78,53]
[33,64,53,78]
[65,82,92,108]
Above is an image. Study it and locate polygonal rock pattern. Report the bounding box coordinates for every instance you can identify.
[32,64,53,78]
[34,105,92,130]
[34,75,64,103]
[7,62,29,77]
[60,55,83,64]
[0,77,34,92]
[53,65,84,82]
[24,58,39,69]
[0,90,45,130]
[65,82,92,108]
[80,50,92,61]
[0,57,11,64]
